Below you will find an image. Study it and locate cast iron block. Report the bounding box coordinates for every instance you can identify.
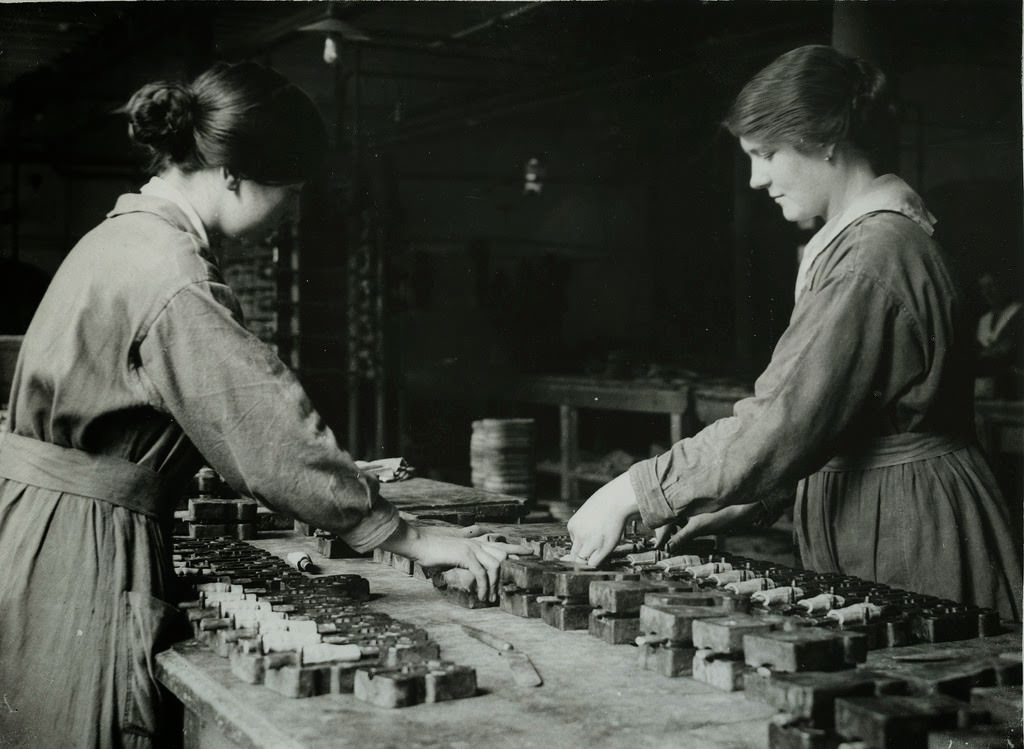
[692,649,749,692]
[637,642,696,678]
[834,694,979,748]
[743,628,866,673]
[588,609,640,644]
[744,668,907,732]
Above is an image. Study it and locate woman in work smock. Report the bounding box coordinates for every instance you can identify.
[566,45,1022,621]
[0,62,529,748]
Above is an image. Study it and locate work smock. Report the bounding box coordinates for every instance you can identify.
[629,175,1022,621]
[0,190,400,748]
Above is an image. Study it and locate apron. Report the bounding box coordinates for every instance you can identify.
[0,432,190,749]
[796,431,1022,621]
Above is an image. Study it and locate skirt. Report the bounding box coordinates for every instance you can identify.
[0,433,188,749]
[795,441,1022,621]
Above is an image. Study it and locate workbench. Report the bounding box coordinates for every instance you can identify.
[156,531,781,749]
[157,528,1022,749]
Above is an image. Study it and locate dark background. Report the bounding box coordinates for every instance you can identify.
[1,1,1020,489]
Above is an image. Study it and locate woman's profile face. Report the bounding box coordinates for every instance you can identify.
[739,137,833,224]
[221,180,303,240]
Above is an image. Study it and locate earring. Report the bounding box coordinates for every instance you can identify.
[223,167,241,192]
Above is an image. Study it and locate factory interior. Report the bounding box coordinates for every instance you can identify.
[0,2,1021,748]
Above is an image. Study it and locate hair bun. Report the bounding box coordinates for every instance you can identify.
[850,57,886,110]
[848,56,898,149]
[126,82,195,158]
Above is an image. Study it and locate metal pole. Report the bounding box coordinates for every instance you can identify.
[733,147,753,373]
[10,107,20,261]
[346,47,362,456]
[374,217,386,457]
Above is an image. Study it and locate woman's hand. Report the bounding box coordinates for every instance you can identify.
[654,502,762,552]
[399,513,485,539]
[380,520,533,601]
[566,472,640,568]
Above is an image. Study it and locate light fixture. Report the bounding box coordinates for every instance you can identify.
[298,15,370,65]
[322,36,339,65]
[523,157,545,195]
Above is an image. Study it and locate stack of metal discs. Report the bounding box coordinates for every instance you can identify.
[470,418,536,499]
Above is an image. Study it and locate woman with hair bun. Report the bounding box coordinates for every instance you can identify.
[0,61,529,748]
[567,45,1022,621]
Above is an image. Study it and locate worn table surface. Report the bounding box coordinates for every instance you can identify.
[157,531,779,749]
[379,478,528,522]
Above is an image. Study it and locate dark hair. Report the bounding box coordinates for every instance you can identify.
[724,45,898,166]
[126,61,328,184]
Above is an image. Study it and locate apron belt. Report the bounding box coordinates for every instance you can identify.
[822,432,970,472]
[0,431,167,520]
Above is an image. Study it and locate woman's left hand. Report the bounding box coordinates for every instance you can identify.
[379,519,533,601]
[566,472,640,567]
[406,516,485,539]
[654,502,762,551]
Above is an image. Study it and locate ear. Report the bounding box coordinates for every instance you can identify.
[223,167,242,192]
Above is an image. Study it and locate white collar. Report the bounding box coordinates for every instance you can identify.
[139,176,209,246]
[794,174,937,302]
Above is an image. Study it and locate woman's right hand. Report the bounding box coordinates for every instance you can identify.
[379,520,534,601]
[566,472,640,567]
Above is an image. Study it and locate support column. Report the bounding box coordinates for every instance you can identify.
[831,4,899,71]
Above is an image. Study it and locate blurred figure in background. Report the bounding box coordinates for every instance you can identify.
[974,270,1023,399]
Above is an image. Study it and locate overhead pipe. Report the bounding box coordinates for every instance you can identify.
[296,2,553,69]
[314,33,553,69]
[352,68,517,85]
[442,2,547,42]
[371,59,707,149]
[369,20,822,148]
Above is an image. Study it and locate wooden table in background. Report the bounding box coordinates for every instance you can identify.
[974,399,1024,458]
[401,371,755,503]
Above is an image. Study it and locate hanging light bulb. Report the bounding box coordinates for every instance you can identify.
[323,34,339,65]
[300,14,369,65]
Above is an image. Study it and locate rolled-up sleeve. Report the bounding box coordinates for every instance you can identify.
[136,280,399,552]
[628,263,926,529]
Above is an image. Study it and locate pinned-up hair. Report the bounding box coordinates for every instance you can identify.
[724,45,898,166]
[126,61,328,185]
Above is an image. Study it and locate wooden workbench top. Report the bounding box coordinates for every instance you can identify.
[379,477,527,521]
[157,531,778,749]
